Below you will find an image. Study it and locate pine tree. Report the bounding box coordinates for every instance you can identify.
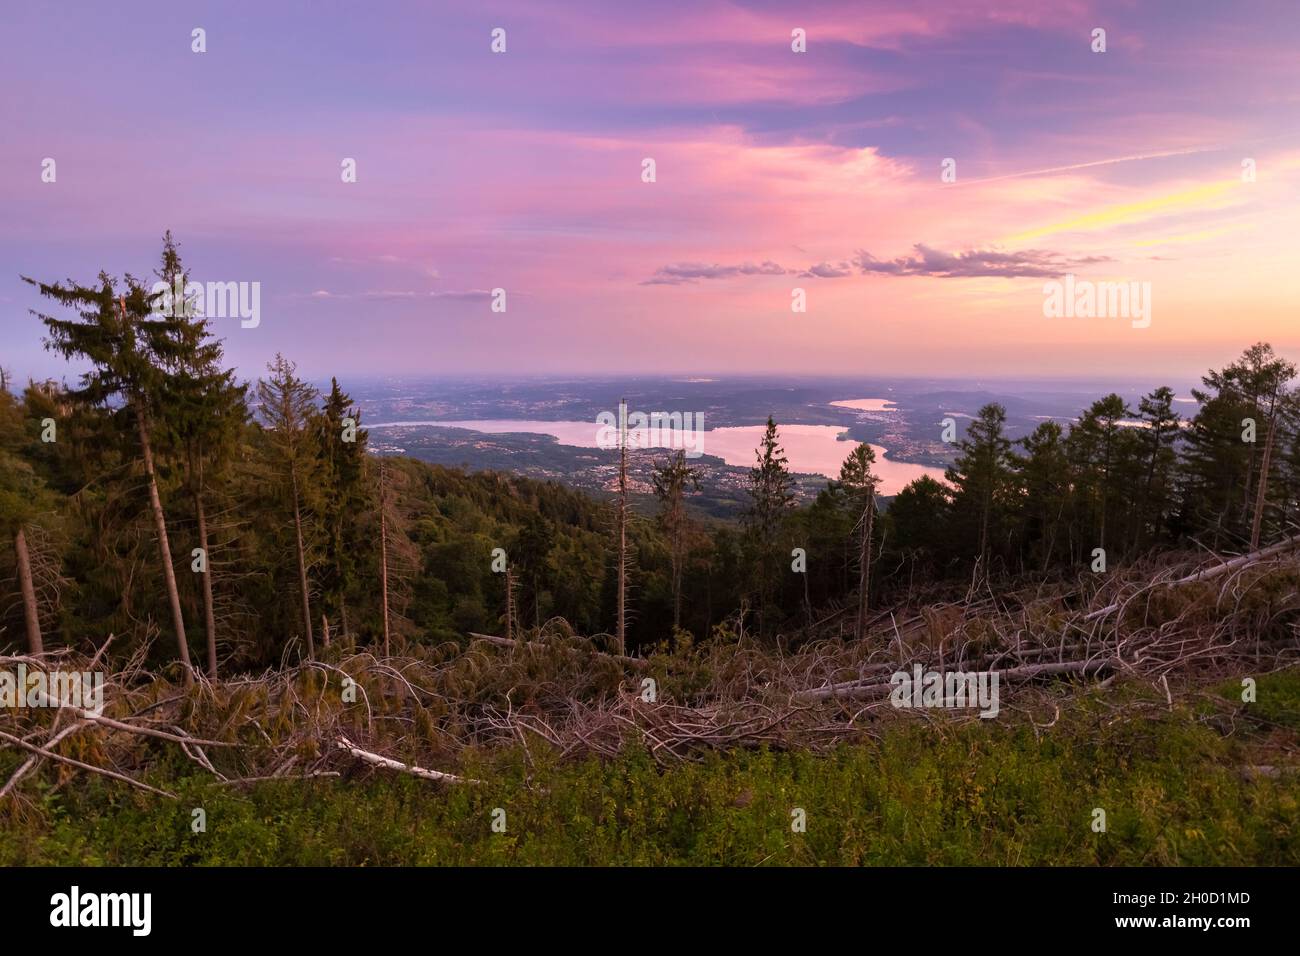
[514,512,555,632]
[616,399,629,654]
[378,457,391,655]
[1243,350,1298,549]
[835,443,880,640]
[1182,344,1295,547]
[1014,421,1071,571]
[744,416,795,637]
[1134,386,1180,551]
[25,273,196,681]
[152,233,249,678]
[1067,394,1133,555]
[256,354,320,659]
[887,475,952,588]
[651,449,701,632]
[314,378,368,639]
[0,382,55,654]
[946,403,1013,566]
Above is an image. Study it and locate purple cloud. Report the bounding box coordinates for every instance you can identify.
[641,260,791,285]
[801,260,855,278]
[853,244,1110,279]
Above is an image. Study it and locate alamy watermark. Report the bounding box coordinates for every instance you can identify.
[595,406,706,458]
[890,665,1000,718]
[1043,274,1151,329]
[50,886,151,936]
[1,664,104,715]
[149,275,261,328]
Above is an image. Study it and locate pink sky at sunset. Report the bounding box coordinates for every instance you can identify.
[3,0,1298,383]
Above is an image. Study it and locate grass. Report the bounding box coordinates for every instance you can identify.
[3,670,1297,866]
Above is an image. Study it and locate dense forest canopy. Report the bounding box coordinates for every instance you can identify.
[4,237,1298,675]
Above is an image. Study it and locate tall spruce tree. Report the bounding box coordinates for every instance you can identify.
[314,378,368,640]
[946,403,1013,566]
[835,443,880,640]
[1067,394,1134,555]
[1182,344,1295,547]
[152,233,249,677]
[887,475,952,595]
[744,417,795,637]
[651,449,701,632]
[25,272,196,681]
[0,382,57,654]
[1134,386,1180,551]
[256,354,320,659]
[1015,420,1071,572]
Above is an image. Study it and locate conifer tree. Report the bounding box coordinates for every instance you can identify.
[651,449,701,632]
[0,382,54,654]
[1015,420,1071,571]
[745,416,795,637]
[946,403,1013,565]
[616,399,628,653]
[887,475,951,586]
[314,378,368,639]
[1067,394,1133,555]
[25,273,196,681]
[1183,344,1295,547]
[256,354,320,659]
[152,233,249,677]
[835,443,880,640]
[1134,386,1180,551]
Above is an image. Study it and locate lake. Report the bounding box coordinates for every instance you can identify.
[367,419,946,495]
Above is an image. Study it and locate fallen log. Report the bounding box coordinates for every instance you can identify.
[0,721,86,799]
[335,735,480,784]
[1084,534,1300,622]
[794,656,1118,702]
[0,728,176,798]
[468,632,650,670]
[25,690,234,748]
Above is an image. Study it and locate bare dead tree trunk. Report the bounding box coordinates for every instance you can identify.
[291,466,314,660]
[616,398,628,656]
[137,406,194,683]
[1250,396,1279,551]
[802,556,812,628]
[1243,392,1260,516]
[855,489,875,640]
[321,614,330,649]
[14,525,43,656]
[504,567,515,642]
[379,458,391,657]
[978,486,990,564]
[119,297,192,683]
[672,548,683,631]
[194,459,219,679]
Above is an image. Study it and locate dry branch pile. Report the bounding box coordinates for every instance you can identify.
[3,546,1298,799]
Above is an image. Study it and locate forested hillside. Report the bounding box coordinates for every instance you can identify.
[5,240,1300,668]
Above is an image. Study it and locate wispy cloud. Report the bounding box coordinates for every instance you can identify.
[641,260,790,285]
[853,245,1111,279]
[647,245,1110,284]
[287,289,494,300]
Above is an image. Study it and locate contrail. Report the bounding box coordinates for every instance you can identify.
[956,145,1223,185]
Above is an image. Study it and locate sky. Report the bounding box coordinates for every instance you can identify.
[2,0,1299,385]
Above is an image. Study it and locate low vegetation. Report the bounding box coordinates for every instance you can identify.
[4,671,1295,866]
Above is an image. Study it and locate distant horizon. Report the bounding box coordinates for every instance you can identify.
[5,356,1223,396]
